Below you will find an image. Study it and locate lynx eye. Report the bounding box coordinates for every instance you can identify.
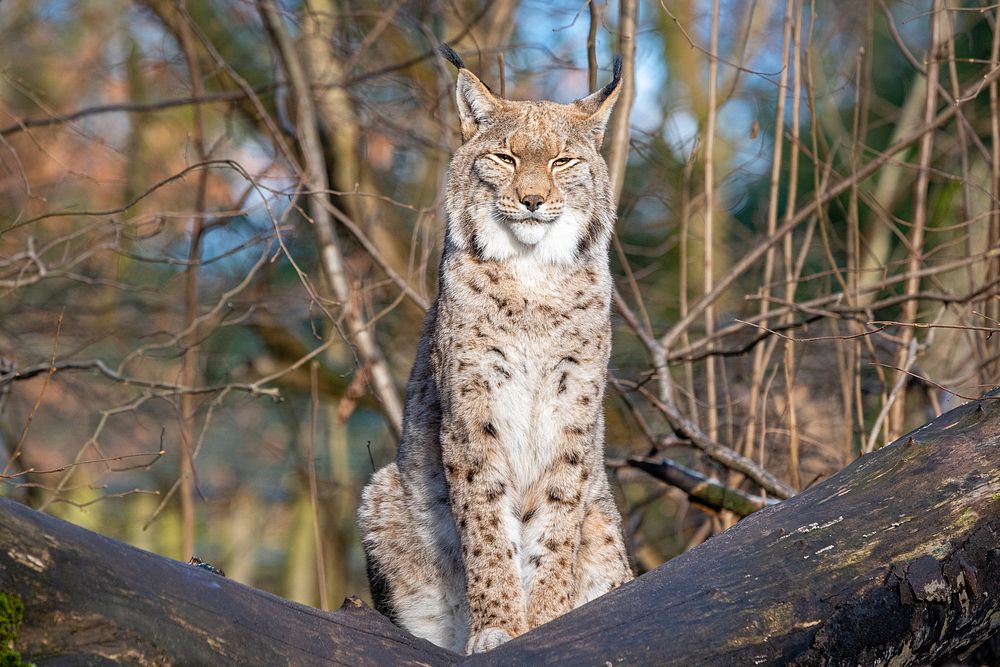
[552,157,573,167]
[493,153,516,165]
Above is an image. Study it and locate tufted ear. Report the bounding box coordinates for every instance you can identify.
[438,44,501,142]
[573,56,623,148]
[455,70,501,141]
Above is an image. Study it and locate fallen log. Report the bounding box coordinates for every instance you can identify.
[1,392,998,665]
[0,498,453,666]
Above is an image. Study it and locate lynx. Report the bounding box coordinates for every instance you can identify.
[357,45,633,654]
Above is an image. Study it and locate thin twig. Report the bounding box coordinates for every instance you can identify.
[2,311,63,477]
[607,0,637,201]
[702,0,721,442]
[307,361,330,611]
[889,0,941,439]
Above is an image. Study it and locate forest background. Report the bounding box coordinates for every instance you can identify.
[2,0,999,611]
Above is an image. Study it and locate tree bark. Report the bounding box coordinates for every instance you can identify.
[2,392,999,665]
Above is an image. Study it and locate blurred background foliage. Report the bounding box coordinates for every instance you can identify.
[2,0,999,611]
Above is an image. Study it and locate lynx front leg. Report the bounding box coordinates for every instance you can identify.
[441,418,528,653]
[574,491,633,606]
[522,432,595,628]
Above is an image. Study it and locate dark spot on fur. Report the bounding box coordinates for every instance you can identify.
[547,488,564,503]
[564,450,582,466]
[565,425,588,436]
[485,481,505,502]
[544,538,558,551]
[604,535,615,544]
[522,507,538,523]
[488,294,509,310]
[577,213,603,256]
[581,468,591,481]
[557,371,568,394]
[579,395,591,406]
[473,547,482,557]
[492,363,512,380]
[529,554,542,567]
[482,421,498,438]
[488,346,507,359]
[485,577,493,588]
[561,355,579,365]
[466,469,477,483]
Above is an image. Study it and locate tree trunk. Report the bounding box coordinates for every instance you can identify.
[2,392,999,665]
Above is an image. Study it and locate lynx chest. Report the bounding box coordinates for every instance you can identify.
[433,257,611,490]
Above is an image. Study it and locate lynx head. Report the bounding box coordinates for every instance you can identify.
[440,45,622,266]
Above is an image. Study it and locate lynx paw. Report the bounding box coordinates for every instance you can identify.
[467,627,513,653]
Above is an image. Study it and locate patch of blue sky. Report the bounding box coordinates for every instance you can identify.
[188,141,294,281]
[516,0,667,130]
[27,0,78,22]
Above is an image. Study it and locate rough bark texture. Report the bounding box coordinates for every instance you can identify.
[0,499,454,666]
[1,392,999,665]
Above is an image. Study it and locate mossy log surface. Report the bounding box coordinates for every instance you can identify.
[1,393,999,665]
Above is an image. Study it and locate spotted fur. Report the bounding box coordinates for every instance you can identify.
[357,47,633,654]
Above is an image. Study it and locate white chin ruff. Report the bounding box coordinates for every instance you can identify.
[474,209,586,268]
[508,221,550,246]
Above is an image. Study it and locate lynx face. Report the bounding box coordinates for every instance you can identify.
[445,68,620,267]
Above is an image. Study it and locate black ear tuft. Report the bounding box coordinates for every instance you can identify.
[438,44,465,71]
[600,55,624,98]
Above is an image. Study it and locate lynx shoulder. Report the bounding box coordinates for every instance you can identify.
[357,46,633,654]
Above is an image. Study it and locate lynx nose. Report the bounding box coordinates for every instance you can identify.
[521,194,544,212]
